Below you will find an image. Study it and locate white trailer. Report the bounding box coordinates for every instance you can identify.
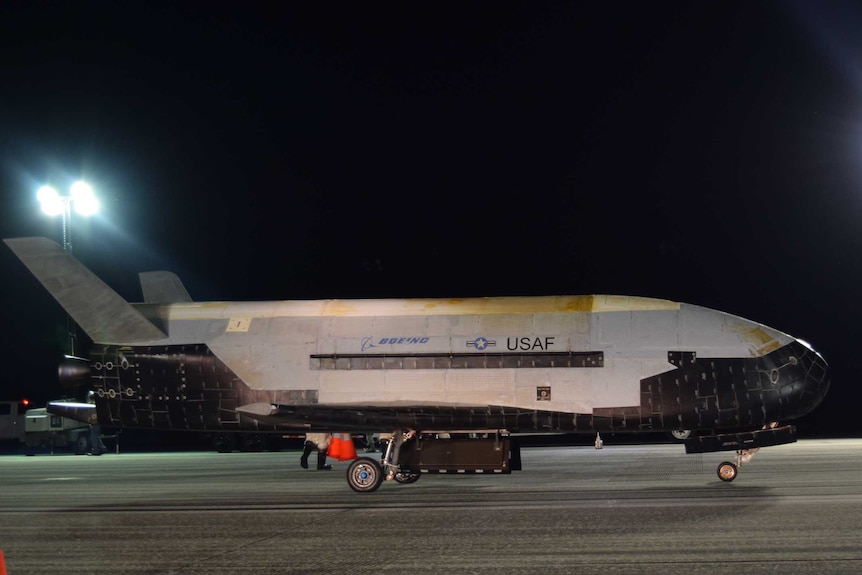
[23,406,92,454]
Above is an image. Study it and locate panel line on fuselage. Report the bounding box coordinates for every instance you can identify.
[310,351,604,370]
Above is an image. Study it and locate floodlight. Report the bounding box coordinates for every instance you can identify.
[37,185,64,216]
[70,181,99,215]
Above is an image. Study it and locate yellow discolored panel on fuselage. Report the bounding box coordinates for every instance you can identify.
[740,326,784,355]
[318,295,679,318]
[161,295,680,322]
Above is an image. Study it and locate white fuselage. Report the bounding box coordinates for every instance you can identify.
[133,294,793,414]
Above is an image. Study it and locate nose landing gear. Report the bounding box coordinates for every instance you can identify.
[717,446,760,482]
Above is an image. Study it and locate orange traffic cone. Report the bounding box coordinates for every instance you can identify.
[327,433,342,460]
[338,433,358,461]
[1,548,7,575]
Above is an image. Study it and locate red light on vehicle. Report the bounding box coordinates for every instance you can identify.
[21,398,30,407]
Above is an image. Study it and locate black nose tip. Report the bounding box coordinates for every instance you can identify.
[798,341,830,411]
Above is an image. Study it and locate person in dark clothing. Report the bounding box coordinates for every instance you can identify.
[86,391,107,455]
[300,433,332,470]
[88,423,106,455]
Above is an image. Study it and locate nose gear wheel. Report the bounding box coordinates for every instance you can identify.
[717,461,738,482]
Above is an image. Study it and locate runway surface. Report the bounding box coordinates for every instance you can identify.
[1,439,861,574]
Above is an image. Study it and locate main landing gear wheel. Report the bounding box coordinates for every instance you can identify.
[347,457,384,493]
[670,429,692,441]
[717,461,738,482]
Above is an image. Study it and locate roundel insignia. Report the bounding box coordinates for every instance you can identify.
[474,337,489,351]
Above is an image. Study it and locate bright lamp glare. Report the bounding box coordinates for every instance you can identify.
[37,185,64,216]
[70,181,99,216]
[74,197,99,216]
[37,185,59,203]
[70,181,94,201]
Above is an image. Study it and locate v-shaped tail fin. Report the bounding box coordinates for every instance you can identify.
[4,237,166,344]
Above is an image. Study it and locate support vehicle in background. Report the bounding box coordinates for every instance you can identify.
[0,399,29,447]
[22,405,92,455]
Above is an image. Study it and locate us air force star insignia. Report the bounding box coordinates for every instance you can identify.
[467,337,496,350]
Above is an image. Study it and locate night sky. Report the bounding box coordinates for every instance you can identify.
[1,2,860,435]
